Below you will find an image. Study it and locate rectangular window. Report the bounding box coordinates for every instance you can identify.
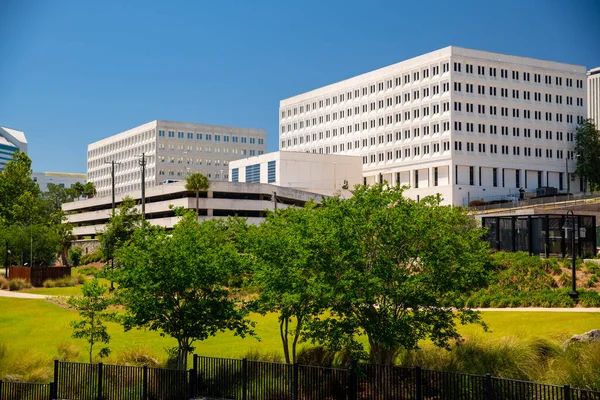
[469,166,474,186]
[434,167,438,187]
[245,164,261,183]
[232,168,239,183]
[267,160,276,183]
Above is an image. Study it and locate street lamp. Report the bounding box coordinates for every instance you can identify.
[563,210,579,301]
[3,239,9,279]
[104,160,121,292]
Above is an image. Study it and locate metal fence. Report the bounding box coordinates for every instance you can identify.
[0,380,53,400]
[2,357,600,399]
[195,355,600,400]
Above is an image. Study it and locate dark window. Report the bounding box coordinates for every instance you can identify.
[469,166,474,186]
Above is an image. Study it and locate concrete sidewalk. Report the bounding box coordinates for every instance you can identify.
[0,289,48,299]
[475,307,600,312]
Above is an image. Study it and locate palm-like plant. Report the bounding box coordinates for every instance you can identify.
[185,173,210,216]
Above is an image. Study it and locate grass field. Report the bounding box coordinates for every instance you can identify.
[1,296,598,364]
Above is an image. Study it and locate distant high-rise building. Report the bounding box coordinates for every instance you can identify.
[588,67,600,127]
[87,120,267,198]
[0,125,27,171]
[279,46,587,205]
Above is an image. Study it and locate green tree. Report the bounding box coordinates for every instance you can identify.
[248,203,328,364]
[83,181,97,199]
[0,152,40,225]
[56,213,76,267]
[68,279,114,363]
[72,181,85,200]
[69,245,84,267]
[574,119,600,192]
[305,184,489,364]
[115,210,254,370]
[185,172,210,216]
[98,197,142,262]
[42,183,76,218]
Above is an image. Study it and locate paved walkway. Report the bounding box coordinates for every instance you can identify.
[0,290,48,299]
[475,307,600,312]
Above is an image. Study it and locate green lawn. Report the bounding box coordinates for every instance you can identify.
[1,296,598,366]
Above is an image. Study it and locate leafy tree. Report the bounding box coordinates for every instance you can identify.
[98,197,142,262]
[185,172,210,216]
[72,181,85,200]
[574,119,600,192]
[68,279,114,363]
[69,245,84,267]
[0,152,40,225]
[115,210,254,370]
[42,183,76,218]
[305,184,489,364]
[248,203,328,364]
[56,213,76,267]
[83,181,97,199]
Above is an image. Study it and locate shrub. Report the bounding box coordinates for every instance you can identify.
[558,272,571,288]
[80,250,105,266]
[585,275,598,288]
[69,246,84,267]
[242,348,283,363]
[583,261,600,275]
[43,279,57,288]
[57,343,80,362]
[75,266,101,277]
[8,278,31,291]
[469,200,489,207]
[117,347,160,367]
[0,276,8,290]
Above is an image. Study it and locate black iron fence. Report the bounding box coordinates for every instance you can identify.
[2,357,600,399]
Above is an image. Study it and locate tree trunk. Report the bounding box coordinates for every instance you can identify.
[280,317,291,364]
[178,338,189,370]
[368,337,400,366]
[61,246,69,267]
[195,191,199,217]
[291,315,303,364]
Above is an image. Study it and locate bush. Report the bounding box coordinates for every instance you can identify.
[80,250,105,266]
[8,278,31,291]
[117,347,160,367]
[69,246,84,267]
[469,200,489,207]
[43,275,82,288]
[0,276,8,290]
[75,266,101,277]
[242,348,283,363]
[585,275,598,288]
[57,343,80,362]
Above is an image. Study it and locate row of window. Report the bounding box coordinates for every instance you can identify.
[453,122,577,140]
[456,166,566,191]
[157,130,264,145]
[453,62,584,89]
[454,141,575,160]
[88,130,155,159]
[157,170,227,179]
[453,83,584,105]
[282,102,583,135]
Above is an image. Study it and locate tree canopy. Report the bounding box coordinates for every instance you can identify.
[114,210,254,369]
[574,119,600,192]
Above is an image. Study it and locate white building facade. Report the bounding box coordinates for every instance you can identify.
[229,151,363,196]
[0,125,27,171]
[588,67,600,127]
[87,120,266,198]
[32,172,87,192]
[279,47,587,205]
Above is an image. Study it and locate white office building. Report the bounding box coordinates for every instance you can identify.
[88,120,266,198]
[0,125,27,171]
[229,151,363,196]
[279,46,588,206]
[32,172,87,192]
[588,67,600,127]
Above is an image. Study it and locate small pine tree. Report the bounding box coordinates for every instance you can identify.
[68,279,113,363]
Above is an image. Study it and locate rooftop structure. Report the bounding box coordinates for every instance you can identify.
[0,125,27,171]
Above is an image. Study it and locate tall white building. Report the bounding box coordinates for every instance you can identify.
[279,47,588,205]
[588,67,600,126]
[0,125,27,171]
[88,120,266,198]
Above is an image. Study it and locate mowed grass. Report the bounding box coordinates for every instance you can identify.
[1,296,598,365]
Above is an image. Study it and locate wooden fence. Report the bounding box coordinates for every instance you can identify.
[8,266,71,287]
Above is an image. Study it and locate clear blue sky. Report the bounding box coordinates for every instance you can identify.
[1,0,599,173]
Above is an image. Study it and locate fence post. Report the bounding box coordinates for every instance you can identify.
[242,358,248,400]
[192,354,198,397]
[49,382,55,400]
[564,384,571,400]
[0,380,3,400]
[53,359,59,400]
[415,366,422,400]
[293,363,299,400]
[97,362,103,400]
[348,360,358,400]
[188,369,194,399]
[142,366,148,400]
[485,373,491,400]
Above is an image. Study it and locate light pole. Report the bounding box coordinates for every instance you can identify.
[104,160,121,292]
[563,209,579,301]
[138,153,146,221]
[3,238,9,279]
